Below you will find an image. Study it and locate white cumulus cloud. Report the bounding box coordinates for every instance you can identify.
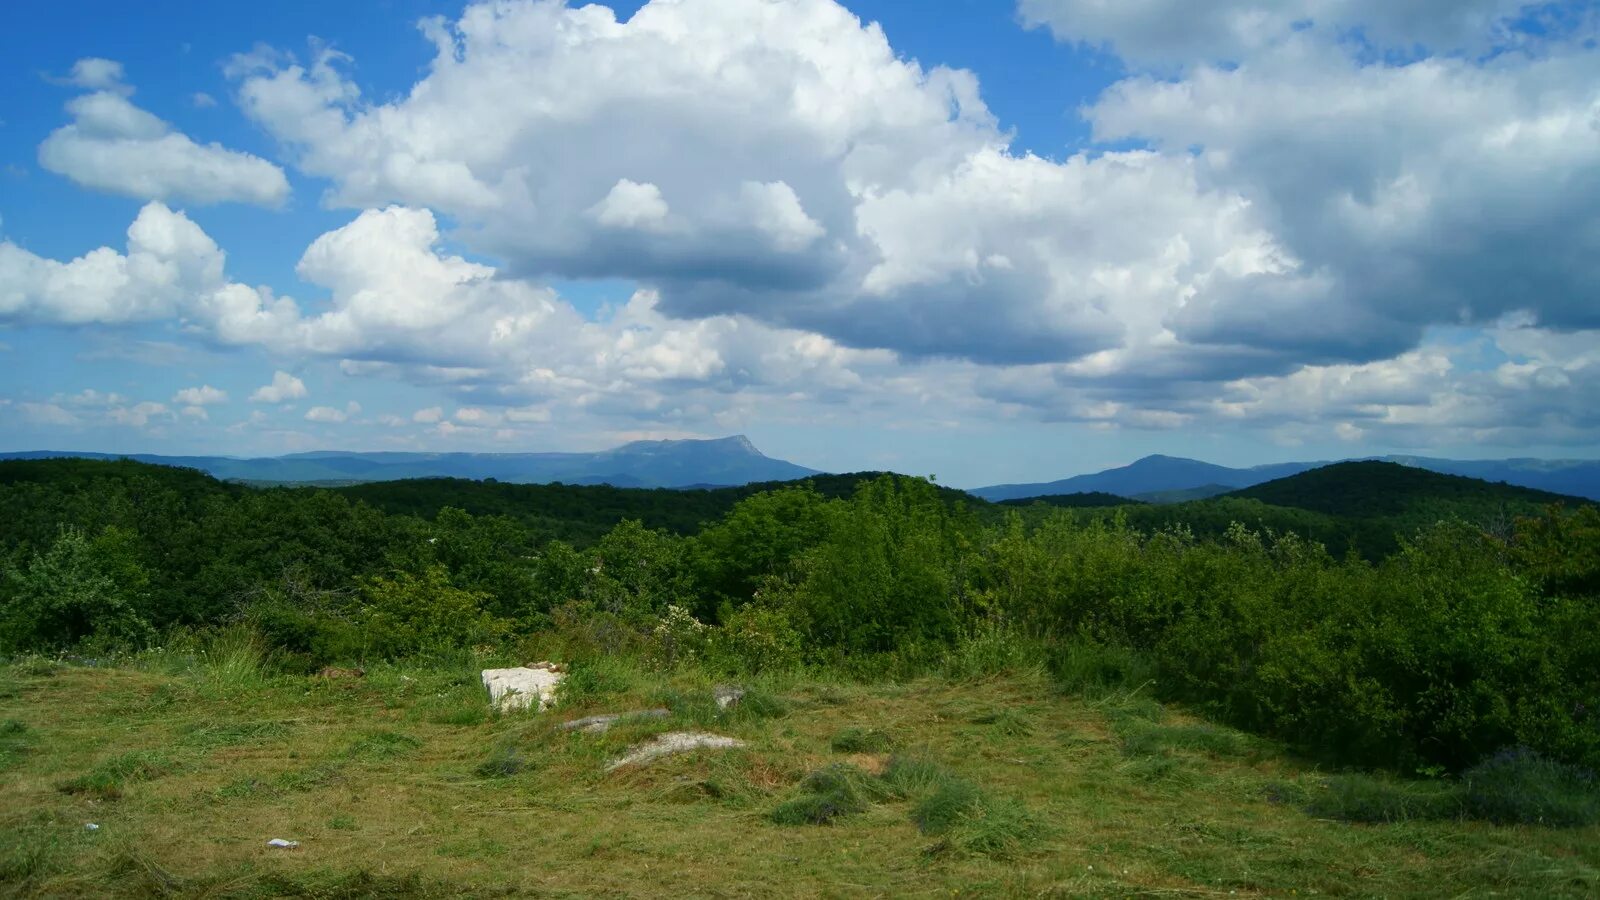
[172,384,227,406]
[39,63,289,207]
[250,371,307,403]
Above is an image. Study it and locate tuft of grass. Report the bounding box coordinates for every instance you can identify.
[1049,639,1156,697]
[179,720,289,750]
[0,718,32,771]
[557,655,648,708]
[194,625,270,696]
[1306,774,1463,824]
[910,778,985,833]
[1462,748,1600,827]
[770,764,887,826]
[474,743,526,779]
[722,686,790,723]
[830,726,893,754]
[59,750,179,800]
[880,755,956,799]
[415,689,489,726]
[1120,720,1247,760]
[942,622,1050,679]
[910,776,1045,859]
[938,794,1045,860]
[344,730,422,760]
[970,707,1035,737]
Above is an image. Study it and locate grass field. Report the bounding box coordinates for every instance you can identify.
[2,648,1597,898]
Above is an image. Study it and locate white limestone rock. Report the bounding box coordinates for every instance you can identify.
[558,709,671,734]
[481,663,564,712]
[605,731,746,772]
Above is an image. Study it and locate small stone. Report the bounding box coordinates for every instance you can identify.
[713,685,745,710]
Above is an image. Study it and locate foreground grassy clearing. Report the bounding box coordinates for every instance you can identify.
[1,660,1596,898]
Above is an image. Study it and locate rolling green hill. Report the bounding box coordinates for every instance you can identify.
[1229,460,1587,519]
[996,491,1138,508]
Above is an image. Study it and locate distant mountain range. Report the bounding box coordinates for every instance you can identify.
[0,435,817,489]
[972,454,1600,503]
[5,439,1599,501]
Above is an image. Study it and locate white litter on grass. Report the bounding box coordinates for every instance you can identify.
[605,732,746,772]
[266,838,299,849]
[84,823,99,831]
[481,663,564,712]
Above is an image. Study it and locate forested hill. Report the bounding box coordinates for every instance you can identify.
[337,471,985,546]
[1229,461,1587,519]
[996,491,1137,508]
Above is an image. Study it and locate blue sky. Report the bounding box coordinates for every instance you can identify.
[2,0,1597,487]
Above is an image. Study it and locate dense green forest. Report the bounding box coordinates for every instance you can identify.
[2,456,1597,777]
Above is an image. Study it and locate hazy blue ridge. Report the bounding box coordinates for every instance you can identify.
[972,455,1600,502]
[0,435,817,489]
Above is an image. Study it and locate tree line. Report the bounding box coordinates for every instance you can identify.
[2,457,1597,775]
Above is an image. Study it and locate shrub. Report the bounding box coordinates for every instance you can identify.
[354,567,505,659]
[0,527,154,653]
[705,603,804,674]
[1461,748,1600,827]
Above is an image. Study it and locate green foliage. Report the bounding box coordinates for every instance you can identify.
[779,476,973,655]
[1461,748,1600,827]
[354,567,506,660]
[1307,750,1600,828]
[585,520,696,622]
[0,456,1596,785]
[0,526,153,652]
[701,602,804,674]
[692,486,831,616]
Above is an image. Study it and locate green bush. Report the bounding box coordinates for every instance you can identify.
[1461,748,1600,827]
[0,527,154,652]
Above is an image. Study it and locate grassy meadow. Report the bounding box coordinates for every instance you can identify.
[3,643,1597,899]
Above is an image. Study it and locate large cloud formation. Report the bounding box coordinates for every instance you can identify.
[8,0,1598,451]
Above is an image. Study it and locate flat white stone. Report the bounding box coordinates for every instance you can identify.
[481,666,564,712]
[558,708,671,734]
[605,731,746,772]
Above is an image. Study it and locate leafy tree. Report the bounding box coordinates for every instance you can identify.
[0,526,153,651]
